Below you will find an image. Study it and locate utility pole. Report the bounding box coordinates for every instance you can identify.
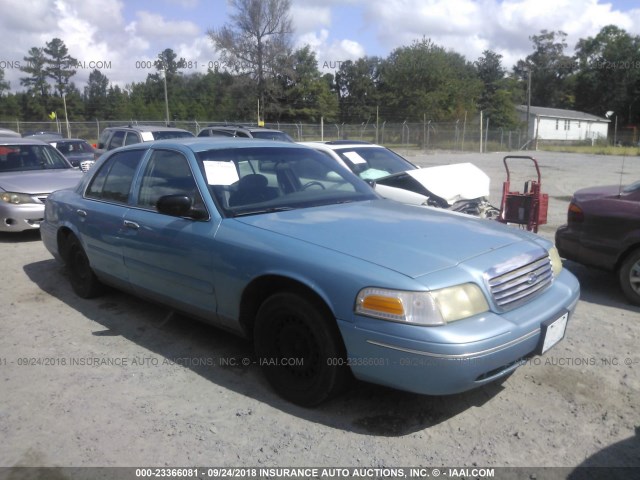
[162,66,170,126]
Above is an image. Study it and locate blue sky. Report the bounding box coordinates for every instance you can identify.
[1,0,639,91]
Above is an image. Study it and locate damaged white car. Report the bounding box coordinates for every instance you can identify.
[303,141,499,218]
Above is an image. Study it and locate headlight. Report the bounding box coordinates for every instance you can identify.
[0,192,37,204]
[548,246,563,277]
[355,284,489,326]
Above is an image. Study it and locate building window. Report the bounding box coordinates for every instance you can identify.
[555,119,559,130]
[564,120,570,131]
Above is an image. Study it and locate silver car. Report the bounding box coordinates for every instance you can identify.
[0,138,84,232]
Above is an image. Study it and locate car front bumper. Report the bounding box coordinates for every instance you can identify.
[0,202,45,232]
[337,269,580,395]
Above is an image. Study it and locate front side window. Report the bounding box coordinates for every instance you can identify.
[137,149,205,213]
[86,149,145,203]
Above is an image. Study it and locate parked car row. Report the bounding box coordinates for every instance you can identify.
[2,121,634,405]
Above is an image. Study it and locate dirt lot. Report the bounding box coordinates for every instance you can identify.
[0,150,638,475]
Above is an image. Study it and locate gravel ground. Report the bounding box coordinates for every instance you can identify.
[0,150,638,477]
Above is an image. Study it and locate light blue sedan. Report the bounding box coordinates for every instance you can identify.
[42,138,580,406]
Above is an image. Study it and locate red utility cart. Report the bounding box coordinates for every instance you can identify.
[497,155,548,233]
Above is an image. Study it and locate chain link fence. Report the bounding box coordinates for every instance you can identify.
[0,118,528,153]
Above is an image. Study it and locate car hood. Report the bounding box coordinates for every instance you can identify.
[0,169,84,194]
[405,163,491,203]
[573,184,629,202]
[234,200,531,278]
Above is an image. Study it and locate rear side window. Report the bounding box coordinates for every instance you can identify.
[86,150,145,203]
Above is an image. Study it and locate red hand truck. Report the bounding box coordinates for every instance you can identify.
[497,155,548,233]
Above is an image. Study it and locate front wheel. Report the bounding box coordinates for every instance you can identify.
[254,292,351,406]
[619,249,640,306]
[66,235,104,299]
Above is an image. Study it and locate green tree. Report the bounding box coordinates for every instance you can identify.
[44,38,77,97]
[514,30,575,108]
[84,69,110,119]
[574,25,640,124]
[379,38,481,121]
[154,48,187,76]
[104,85,130,119]
[334,57,383,123]
[20,47,50,98]
[0,68,9,96]
[278,46,338,122]
[208,0,293,120]
[475,50,519,128]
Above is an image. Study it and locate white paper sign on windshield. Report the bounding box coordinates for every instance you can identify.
[203,161,239,185]
[343,151,367,165]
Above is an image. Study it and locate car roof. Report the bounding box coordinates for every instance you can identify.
[202,125,285,133]
[301,141,385,150]
[117,137,306,153]
[48,138,91,143]
[105,125,191,133]
[0,137,51,146]
[0,128,22,138]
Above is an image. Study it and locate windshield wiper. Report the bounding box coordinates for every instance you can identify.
[233,206,295,217]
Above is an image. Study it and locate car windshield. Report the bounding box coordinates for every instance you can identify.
[0,144,71,172]
[151,131,194,140]
[197,146,377,217]
[54,141,93,154]
[250,131,294,142]
[335,147,416,180]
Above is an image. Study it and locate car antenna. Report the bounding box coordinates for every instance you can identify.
[618,154,626,197]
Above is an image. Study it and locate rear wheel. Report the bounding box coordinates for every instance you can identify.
[254,292,351,406]
[67,235,104,298]
[619,248,640,306]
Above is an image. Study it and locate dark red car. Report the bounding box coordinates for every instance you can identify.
[555,181,640,305]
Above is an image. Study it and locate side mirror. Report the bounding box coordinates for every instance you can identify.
[365,179,377,188]
[157,195,193,217]
[156,195,208,220]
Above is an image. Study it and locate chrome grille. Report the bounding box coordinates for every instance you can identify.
[487,255,553,310]
[80,160,95,172]
[36,195,48,204]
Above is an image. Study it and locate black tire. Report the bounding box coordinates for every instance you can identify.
[254,292,351,406]
[619,249,640,306]
[66,235,104,299]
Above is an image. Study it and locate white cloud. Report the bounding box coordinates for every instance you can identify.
[129,11,201,40]
[358,0,640,68]
[3,0,640,93]
[290,5,332,34]
[296,29,365,72]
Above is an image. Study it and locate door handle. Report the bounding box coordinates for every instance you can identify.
[123,220,140,230]
[76,209,87,217]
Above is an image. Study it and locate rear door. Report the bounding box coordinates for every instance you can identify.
[76,148,146,284]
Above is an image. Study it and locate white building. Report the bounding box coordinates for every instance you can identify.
[517,105,610,146]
